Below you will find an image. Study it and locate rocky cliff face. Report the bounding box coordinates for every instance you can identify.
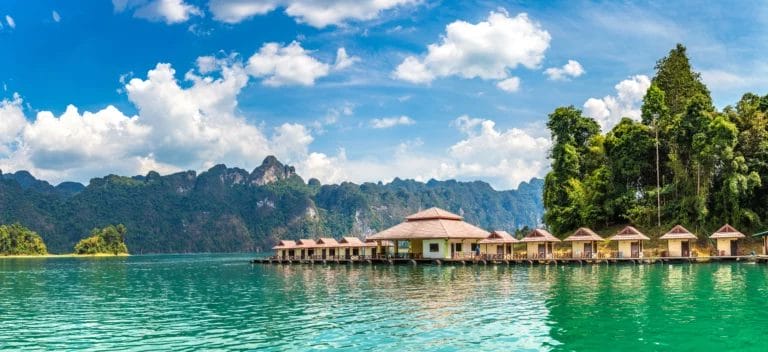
[0,156,545,253]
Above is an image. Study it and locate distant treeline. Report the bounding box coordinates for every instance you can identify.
[544,44,768,238]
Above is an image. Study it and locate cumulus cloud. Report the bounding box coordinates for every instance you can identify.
[5,15,15,29]
[370,115,415,129]
[208,0,416,28]
[0,59,318,183]
[544,60,584,80]
[52,11,61,23]
[582,75,651,131]
[298,115,550,190]
[113,0,202,24]
[246,41,339,86]
[393,10,550,92]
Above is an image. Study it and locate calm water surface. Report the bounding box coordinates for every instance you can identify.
[1,254,767,351]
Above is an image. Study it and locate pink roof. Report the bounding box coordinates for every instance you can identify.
[563,227,604,242]
[520,229,560,243]
[405,207,463,221]
[659,225,697,240]
[272,240,296,249]
[295,239,318,248]
[608,226,650,241]
[710,224,746,239]
[479,230,519,244]
[368,207,489,240]
[315,238,340,247]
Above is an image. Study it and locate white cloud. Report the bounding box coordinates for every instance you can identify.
[544,60,585,80]
[582,75,651,131]
[333,48,360,71]
[393,10,550,91]
[496,77,521,92]
[52,11,61,23]
[5,15,15,29]
[370,115,415,129]
[0,60,317,183]
[246,41,332,86]
[208,0,416,28]
[113,0,202,24]
[298,115,550,189]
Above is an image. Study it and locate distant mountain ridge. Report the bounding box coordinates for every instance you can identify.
[0,157,544,253]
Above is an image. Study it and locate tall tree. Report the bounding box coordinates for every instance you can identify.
[652,43,712,116]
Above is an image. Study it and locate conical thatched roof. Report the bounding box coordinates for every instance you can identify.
[367,207,488,240]
[710,224,745,239]
[563,227,603,242]
[659,225,697,240]
[608,226,650,241]
[520,229,560,242]
[479,230,519,244]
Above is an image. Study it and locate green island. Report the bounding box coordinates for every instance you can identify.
[543,43,768,241]
[0,224,128,257]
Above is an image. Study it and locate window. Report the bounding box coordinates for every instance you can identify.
[471,244,479,252]
[352,248,359,256]
[429,243,440,252]
[455,243,462,252]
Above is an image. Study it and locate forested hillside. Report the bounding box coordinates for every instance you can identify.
[0,156,544,253]
[544,44,767,238]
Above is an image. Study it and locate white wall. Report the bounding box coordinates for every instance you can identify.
[423,239,447,259]
[716,238,735,256]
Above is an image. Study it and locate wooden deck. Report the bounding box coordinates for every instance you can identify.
[251,255,765,266]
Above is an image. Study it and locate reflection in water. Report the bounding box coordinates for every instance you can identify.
[2,256,768,351]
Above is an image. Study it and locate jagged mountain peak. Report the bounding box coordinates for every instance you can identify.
[249,156,298,186]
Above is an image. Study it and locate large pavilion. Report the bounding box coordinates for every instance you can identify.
[366,207,490,259]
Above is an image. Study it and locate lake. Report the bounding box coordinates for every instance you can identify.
[1,254,767,351]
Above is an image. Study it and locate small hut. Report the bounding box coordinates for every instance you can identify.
[659,225,697,257]
[339,237,365,259]
[295,239,318,259]
[753,230,768,255]
[563,227,603,259]
[362,239,393,258]
[316,237,340,259]
[710,224,745,256]
[478,230,519,259]
[520,229,560,259]
[272,240,296,259]
[608,226,649,258]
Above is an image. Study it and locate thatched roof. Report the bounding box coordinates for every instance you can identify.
[710,224,745,239]
[316,238,340,247]
[479,230,519,244]
[272,240,296,249]
[608,226,650,241]
[520,229,560,243]
[659,225,697,240]
[406,207,463,221]
[364,238,394,247]
[563,227,603,242]
[295,239,318,248]
[367,207,489,240]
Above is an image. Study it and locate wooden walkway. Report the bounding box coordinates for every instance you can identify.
[251,255,766,266]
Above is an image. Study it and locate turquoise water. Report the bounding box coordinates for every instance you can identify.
[1,255,768,351]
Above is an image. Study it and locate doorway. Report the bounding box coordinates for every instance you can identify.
[538,243,546,258]
[730,240,738,256]
[583,242,592,258]
[631,242,640,258]
[681,241,690,257]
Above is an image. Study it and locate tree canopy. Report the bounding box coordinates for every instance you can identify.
[74,224,129,255]
[544,43,765,238]
[0,223,48,255]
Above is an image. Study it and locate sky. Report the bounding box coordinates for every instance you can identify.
[1,0,767,190]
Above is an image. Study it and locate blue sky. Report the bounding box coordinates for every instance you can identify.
[1,0,767,189]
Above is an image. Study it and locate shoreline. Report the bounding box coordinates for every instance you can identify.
[0,253,130,259]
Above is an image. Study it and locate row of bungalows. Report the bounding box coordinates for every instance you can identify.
[272,237,394,260]
[271,207,758,260]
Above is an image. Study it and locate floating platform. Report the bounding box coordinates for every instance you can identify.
[250,255,765,266]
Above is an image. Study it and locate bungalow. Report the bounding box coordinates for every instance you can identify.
[316,238,340,259]
[367,207,490,260]
[710,224,745,256]
[609,226,649,258]
[339,237,365,259]
[478,230,518,259]
[659,225,697,257]
[295,239,318,259]
[563,227,603,259]
[754,230,768,255]
[520,229,560,259]
[271,240,296,259]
